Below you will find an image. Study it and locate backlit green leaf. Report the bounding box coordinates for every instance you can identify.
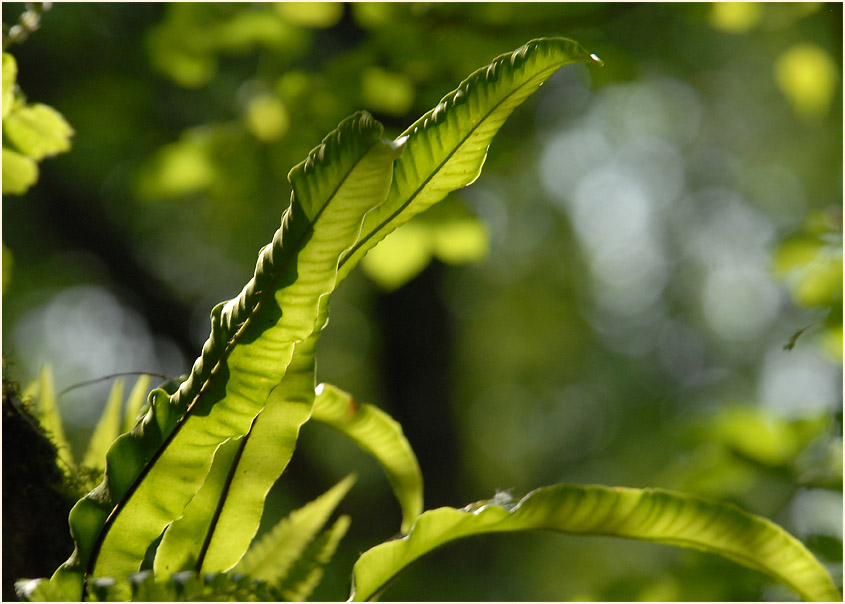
[234,475,355,584]
[4,103,74,160]
[48,111,402,599]
[81,379,125,473]
[196,327,321,573]
[3,53,17,120]
[349,483,841,602]
[152,436,243,576]
[154,318,322,575]
[312,383,423,534]
[2,146,38,195]
[26,365,73,470]
[337,37,600,282]
[122,375,152,435]
[275,515,351,601]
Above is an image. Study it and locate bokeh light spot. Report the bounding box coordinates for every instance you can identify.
[709,2,763,34]
[775,43,838,119]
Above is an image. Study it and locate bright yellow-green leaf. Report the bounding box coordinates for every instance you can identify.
[361,66,415,117]
[245,94,291,142]
[2,53,17,120]
[81,380,126,473]
[153,436,244,576]
[185,334,317,574]
[360,222,432,290]
[4,103,74,160]
[312,383,423,534]
[27,366,74,470]
[234,475,355,583]
[91,114,400,580]
[350,483,841,602]
[274,2,343,28]
[134,133,217,200]
[122,374,152,435]
[49,112,403,599]
[2,146,39,194]
[276,515,350,601]
[337,37,601,282]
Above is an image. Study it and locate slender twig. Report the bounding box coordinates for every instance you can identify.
[57,371,174,399]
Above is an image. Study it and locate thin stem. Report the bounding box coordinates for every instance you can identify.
[57,372,174,399]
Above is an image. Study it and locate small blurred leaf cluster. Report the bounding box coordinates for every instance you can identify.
[361,198,489,291]
[2,52,73,195]
[665,403,841,502]
[2,50,73,194]
[774,207,843,361]
[2,4,74,295]
[3,2,74,196]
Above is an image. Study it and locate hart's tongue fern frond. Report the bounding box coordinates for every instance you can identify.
[49,111,403,599]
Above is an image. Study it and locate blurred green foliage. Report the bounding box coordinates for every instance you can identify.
[2,2,841,601]
[2,51,73,195]
[774,207,843,361]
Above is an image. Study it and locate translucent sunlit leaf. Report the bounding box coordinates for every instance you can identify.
[81,380,125,473]
[350,483,841,602]
[313,384,423,533]
[48,112,402,599]
[2,146,38,195]
[3,53,18,120]
[4,103,74,160]
[234,475,355,584]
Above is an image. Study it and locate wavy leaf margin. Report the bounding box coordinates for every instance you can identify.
[337,37,601,282]
[312,383,423,534]
[48,111,403,599]
[349,483,841,602]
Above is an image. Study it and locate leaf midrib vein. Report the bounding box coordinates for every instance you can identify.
[339,54,560,272]
[84,137,375,584]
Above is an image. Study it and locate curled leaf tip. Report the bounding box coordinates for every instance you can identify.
[589,53,604,67]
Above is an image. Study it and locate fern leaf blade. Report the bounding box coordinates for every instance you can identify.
[312,383,423,534]
[349,484,841,602]
[235,475,356,584]
[338,37,599,281]
[49,112,402,596]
